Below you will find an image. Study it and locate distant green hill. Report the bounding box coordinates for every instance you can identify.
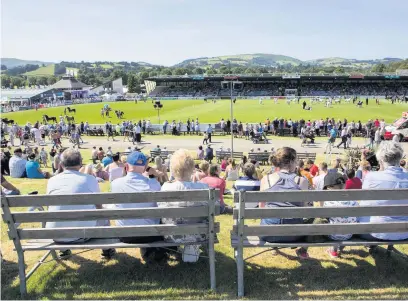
[174,53,303,68]
[24,64,55,76]
[1,58,53,69]
[306,57,403,68]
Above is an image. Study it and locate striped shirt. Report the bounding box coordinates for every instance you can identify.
[233,177,260,208]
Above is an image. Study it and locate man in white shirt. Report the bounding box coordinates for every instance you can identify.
[336,128,348,149]
[46,148,115,259]
[133,124,141,144]
[9,148,27,178]
[111,151,166,260]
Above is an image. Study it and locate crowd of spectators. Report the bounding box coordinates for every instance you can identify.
[1,137,408,261]
[151,82,408,98]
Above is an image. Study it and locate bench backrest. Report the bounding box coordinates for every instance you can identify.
[248,152,270,160]
[216,151,243,159]
[297,152,317,161]
[2,190,220,248]
[232,189,408,238]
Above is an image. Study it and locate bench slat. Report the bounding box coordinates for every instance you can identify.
[21,238,218,250]
[6,190,217,207]
[232,205,408,219]
[12,206,220,223]
[230,236,408,248]
[18,223,220,239]
[233,222,408,236]
[241,189,408,203]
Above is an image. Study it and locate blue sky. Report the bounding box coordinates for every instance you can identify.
[1,0,407,66]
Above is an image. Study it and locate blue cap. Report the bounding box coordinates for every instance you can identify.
[127,151,147,166]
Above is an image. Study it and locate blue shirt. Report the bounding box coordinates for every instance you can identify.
[207,126,213,134]
[359,166,408,240]
[111,172,161,226]
[101,156,113,167]
[26,161,44,179]
[330,128,337,138]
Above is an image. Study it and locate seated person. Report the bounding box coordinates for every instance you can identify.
[192,161,209,182]
[359,141,408,242]
[101,154,113,167]
[9,148,27,178]
[196,146,204,160]
[46,148,114,259]
[159,149,209,262]
[323,173,358,258]
[26,153,50,179]
[111,151,166,260]
[1,175,20,196]
[258,147,310,259]
[233,163,260,208]
[200,164,231,214]
[225,159,239,181]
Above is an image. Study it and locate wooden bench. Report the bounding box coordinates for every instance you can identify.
[150,150,175,161]
[247,152,271,165]
[231,189,408,297]
[297,152,317,162]
[216,151,244,163]
[2,189,220,297]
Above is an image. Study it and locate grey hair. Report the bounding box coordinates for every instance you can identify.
[61,148,82,168]
[243,162,256,178]
[376,141,404,167]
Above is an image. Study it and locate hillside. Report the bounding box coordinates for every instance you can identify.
[24,64,55,76]
[306,57,403,68]
[174,53,302,68]
[1,58,53,69]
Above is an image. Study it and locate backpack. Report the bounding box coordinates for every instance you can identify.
[264,172,304,208]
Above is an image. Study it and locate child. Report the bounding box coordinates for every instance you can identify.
[40,147,48,168]
[202,132,209,145]
[323,173,358,258]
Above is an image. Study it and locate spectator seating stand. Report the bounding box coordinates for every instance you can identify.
[247,152,270,165]
[230,189,408,297]
[215,151,244,163]
[2,189,220,297]
[297,152,317,162]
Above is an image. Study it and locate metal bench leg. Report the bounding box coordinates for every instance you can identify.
[236,245,244,297]
[209,242,216,291]
[17,251,27,298]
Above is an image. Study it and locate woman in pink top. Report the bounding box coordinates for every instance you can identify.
[200,164,230,214]
[220,156,228,171]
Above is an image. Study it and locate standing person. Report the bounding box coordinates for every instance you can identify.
[258,147,310,259]
[40,147,48,168]
[111,151,167,261]
[133,123,141,144]
[206,124,213,143]
[336,127,348,149]
[46,148,115,259]
[91,146,98,164]
[374,128,381,149]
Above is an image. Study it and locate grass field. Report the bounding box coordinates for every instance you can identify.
[3,99,408,125]
[24,64,55,76]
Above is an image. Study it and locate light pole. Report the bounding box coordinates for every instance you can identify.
[222,79,242,158]
[154,100,163,124]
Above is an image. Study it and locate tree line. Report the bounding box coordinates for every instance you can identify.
[2,59,407,92]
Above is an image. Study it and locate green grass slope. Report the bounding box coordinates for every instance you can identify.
[2,99,407,125]
[24,64,55,76]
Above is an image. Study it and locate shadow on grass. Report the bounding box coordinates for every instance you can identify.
[1,259,19,299]
[2,246,408,300]
[243,246,408,299]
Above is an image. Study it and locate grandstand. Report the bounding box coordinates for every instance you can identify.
[145,73,408,98]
